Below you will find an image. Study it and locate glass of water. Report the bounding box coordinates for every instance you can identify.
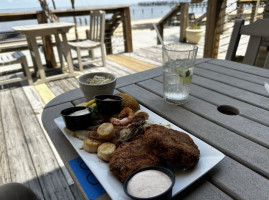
[162,43,198,105]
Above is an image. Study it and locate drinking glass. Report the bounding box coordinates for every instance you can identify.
[162,43,198,105]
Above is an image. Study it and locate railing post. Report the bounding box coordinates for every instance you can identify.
[36,12,57,68]
[250,0,260,22]
[220,0,227,34]
[105,30,113,55]
[264,0,269,18]
[155,4,181,45]
[236,2,244,19]
[204,0,225,58]
[121,7,133,53]
[156,24,164,45]
[180,3,189,43]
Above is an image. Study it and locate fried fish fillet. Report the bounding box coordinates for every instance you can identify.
[109,136,163,182]
[144,124,200,169]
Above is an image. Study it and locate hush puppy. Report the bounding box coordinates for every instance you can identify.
[116,93,140,112]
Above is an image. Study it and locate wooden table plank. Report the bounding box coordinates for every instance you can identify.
[197,61,269,85]
[194,67,269,97]
[13,23,75,83]
[192,76,269,110]
[207,156,269,200]
[153,75,269,127]
[208,59,269,78]
[45,89,83,108]
[116,67,162,88]
[176,177,233,200]
[138,79,269,148]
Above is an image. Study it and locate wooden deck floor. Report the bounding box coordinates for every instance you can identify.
[0,21,249,199]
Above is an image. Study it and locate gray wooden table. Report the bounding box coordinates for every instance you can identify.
[42,58,269,200]
[13,22,75,84]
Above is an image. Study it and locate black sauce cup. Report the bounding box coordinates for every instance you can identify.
[123,166,175,200]
[61,106,93,130]
[95,94,123,115]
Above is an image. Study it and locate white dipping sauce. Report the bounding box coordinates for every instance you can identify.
[127,169,172,198]
[69,109,90,116]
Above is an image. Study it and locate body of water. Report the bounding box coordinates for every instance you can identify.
[0,0,209,32]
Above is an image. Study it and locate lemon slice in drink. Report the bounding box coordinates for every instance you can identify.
[175,68,192,84]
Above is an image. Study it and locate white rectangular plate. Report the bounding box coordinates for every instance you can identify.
[54,106,225,200]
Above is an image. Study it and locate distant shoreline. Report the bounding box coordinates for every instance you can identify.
[0,3,207,32]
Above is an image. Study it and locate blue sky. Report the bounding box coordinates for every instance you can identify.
[1,0,149,10]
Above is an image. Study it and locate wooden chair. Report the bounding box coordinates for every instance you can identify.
[0,51,33,85]
[69,10,106,71]
[226,19,269,68]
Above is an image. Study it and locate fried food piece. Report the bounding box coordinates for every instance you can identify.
[109,136,163,182]
[97,142,116,162]
[97,123,115,140]
[82,138,102,153]
[144,124,200,169]
[119,116,146,142]
[134,110,149,120]
[65,128,98,140]
[116,93,140,112]
[110,107,135,126]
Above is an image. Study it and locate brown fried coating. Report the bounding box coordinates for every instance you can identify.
[109,135,163,182]
[144,124,200,169]
[116,93,140,112]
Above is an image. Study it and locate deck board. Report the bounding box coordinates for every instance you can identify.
[0,96,10,185]
[22,84,76,187]
[35,83,56,104]
[12,87,77,200]
[107,54,157,72]
[0,88,44,197]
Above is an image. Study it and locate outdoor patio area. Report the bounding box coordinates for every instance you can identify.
[0,13,254,197]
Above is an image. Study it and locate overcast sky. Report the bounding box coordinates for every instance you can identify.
[2,0,150,10]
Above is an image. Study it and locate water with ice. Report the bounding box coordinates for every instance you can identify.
[163,59,194,105]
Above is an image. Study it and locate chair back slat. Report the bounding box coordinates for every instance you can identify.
[89,11,105,43]
[243,36,261,65]
[225,19,245,61]
[264,53,269,69]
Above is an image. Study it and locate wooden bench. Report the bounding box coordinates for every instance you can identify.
[0,51,33,85]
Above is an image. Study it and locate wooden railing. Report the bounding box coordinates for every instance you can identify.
[155,3,190,44]
[0,5,133,67]
[204,0,268,58]
[236,0,267,22]
[155,0,268,59]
